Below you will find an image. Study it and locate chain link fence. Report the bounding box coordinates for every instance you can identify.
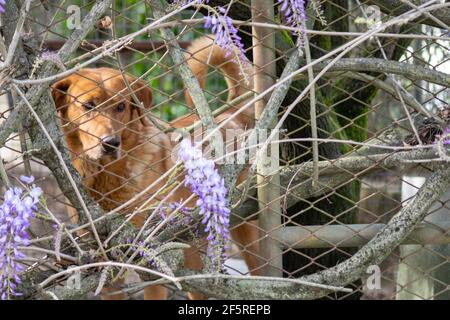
[0,0,449,300]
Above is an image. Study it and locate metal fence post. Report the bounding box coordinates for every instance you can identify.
[251,0,283,277]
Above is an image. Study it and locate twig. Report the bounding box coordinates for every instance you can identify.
[194,1,450,169]
[112,192,195,283]
[300,57,450,88]
[367,0,450,29]
[356,0,425,143]
[0,154,11,191]
[127,272,353,294]
[28,135,438,246]
[0,106,22,148]
[36,199,84,256]
[11,1,196,86]
[401,0,450,30]
[300,165,450,299]
[109,4,167,132]
[248,0,447,181]
[2,0,114,237]
[343,72,435,120]
[150,0,222,154]
[180,91,253,134]
[1,0,32,68]
[18,246,78,263]
[38,261,179,291]
[154,165,450,299]
[60,21,450,68]
[304,35,319,186]
[13,84,108,260]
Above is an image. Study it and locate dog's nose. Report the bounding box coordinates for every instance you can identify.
[102,136,121,154]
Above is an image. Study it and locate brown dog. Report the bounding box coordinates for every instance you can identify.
[51,36,259,299]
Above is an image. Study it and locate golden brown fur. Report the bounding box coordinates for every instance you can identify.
[51,36,259,300]
[182,36,254,127]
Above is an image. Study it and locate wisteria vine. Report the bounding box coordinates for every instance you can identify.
[0,176,42,300]
[0,0,320,296]
[278,0,308,39]
[177,139,231,270]
[204,5,247,64]
[166,0,314,269]
[172,0,313,70]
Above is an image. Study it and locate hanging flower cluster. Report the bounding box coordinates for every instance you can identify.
[177,139,230,269]
[173,0,313,71]
[278,0,308,39]
[0,176,41,300]
[204,6,247,64]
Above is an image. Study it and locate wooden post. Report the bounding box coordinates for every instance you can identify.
[251,0,283,277]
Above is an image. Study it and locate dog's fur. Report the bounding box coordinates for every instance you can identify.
[51,36,259,299]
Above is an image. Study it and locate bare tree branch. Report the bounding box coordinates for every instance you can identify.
[13,0,113,230]
[367,0,450,28]
[301,165,450,299]
[166,165,450,299]
[297,58,450,88]
[150,0,224,159]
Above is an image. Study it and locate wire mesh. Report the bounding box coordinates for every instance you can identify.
[0,0,449,300]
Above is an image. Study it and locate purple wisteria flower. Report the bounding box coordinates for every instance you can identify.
[171,1,246,64]
[0,0,6,14]
[19,175,34,185]
[178,139,231,269]
[278,0,308,39]
[0,177,41,300]
[435,126,450,145]
[204,6,247,64]
[160,202,194,224]
[40,50,62,64]
[137,241,157,266]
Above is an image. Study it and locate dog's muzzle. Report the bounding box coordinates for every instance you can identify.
[101,135,121,156]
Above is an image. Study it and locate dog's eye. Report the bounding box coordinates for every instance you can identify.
[117,102,126,112]
[83,101,96,110]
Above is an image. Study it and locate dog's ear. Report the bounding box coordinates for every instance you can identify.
[128,77,153,127]
[50,77,73,116]
[132,79,153,109]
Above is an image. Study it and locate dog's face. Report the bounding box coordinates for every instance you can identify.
[51,68,152,162]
